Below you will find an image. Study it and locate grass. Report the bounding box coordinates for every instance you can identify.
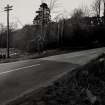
[0,48,63,63]
[0,48,83,64]
[0,46,103,64]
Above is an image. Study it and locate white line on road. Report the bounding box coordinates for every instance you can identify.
[0,64,40,76]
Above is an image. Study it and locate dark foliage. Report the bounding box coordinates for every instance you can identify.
[43,54,105,105]
[1,16,105,52]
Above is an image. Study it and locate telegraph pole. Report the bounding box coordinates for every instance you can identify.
[4,4,13,58]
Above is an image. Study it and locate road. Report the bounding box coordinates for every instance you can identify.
[0,47,105,104]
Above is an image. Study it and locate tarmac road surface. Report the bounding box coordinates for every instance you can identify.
[0,47,105,104]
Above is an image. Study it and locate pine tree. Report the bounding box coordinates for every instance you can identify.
[33,3,51,25]
[33,3,51,54]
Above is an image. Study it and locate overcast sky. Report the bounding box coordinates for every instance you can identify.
[0,0,94,28]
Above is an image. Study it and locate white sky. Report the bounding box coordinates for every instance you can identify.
[0,0,94,28]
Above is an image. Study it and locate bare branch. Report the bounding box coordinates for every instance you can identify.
[91,0,102,17]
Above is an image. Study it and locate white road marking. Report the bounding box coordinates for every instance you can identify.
[13,59,41,64]
[0,64,40,76]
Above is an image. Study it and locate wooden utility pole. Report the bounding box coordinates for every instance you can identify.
[4,4,13,58]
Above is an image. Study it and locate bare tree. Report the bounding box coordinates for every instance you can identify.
[80,5,91,17]
[102,0,105,21]
[49,0,60,12]
[72,8,84,18]
[91,0,102,17]
[9,22,18,31]
[70,8,87,31]
[70,8,85,24]
[53,13,66,46]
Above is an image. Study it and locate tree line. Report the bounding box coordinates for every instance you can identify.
[0,0,105,53]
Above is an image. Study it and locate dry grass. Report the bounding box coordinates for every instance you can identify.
[0,48,71,63]
[44,53,105,105]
